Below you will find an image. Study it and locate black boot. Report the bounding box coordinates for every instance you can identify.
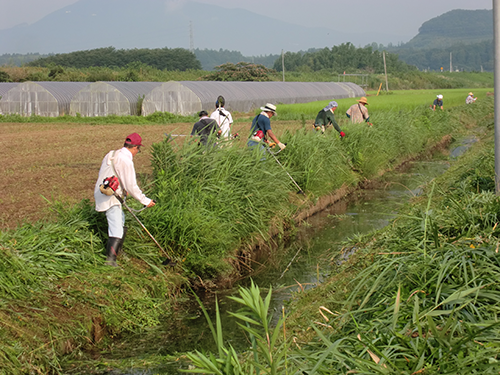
[105,237,121,267]
[116,227,128,256]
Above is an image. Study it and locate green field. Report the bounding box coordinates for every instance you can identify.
[0,91,496,374]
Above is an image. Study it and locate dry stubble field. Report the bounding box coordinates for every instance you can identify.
[0,119,296,229]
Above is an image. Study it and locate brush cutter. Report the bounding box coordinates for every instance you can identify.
[113,194,178,266]
[267,146,305,195]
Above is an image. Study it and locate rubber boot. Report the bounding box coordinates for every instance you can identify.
[116,226,128,256]
[105,237,121,267]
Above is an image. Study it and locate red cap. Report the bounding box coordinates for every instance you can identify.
[125,133,143,146]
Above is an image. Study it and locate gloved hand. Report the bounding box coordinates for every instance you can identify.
[268,142,276,148]
[367,122,373,127]
[340,131,346,137]
[278,142,286,150]
[321,125,325,134]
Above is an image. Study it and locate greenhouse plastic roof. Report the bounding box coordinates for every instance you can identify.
[0,80,366,117]
[0,82,89,116]
[70,81,163,116]
[142,81,366,116]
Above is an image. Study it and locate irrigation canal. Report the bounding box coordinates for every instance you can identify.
[96,137,474,375]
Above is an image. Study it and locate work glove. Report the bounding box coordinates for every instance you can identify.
[278,142,286,151]
[268,142,276,148]
[340,131,346,138]
[321,125,325,134]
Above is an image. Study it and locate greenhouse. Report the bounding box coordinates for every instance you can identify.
[70,81,163,117]
[0,82,89,117]
[141,81,365,116]
[0,83,20,115]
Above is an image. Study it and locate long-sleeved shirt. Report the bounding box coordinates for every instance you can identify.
[346,103,370,123]
[466,95,476,104]
[191,116,220,146]
[314,109,341,133]
[210,108,233,139]
[94,147,151,212]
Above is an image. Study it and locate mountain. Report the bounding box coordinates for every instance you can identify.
[0,0,396,56]
[398,9,492,50]
[388,9,494,71]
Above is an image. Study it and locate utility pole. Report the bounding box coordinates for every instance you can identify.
[494,0,500,194]
[189,21,194,53]
[383,51,389,91]
[282,49,285,82]
[450,52,452,72]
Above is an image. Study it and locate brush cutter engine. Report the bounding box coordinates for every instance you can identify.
[99,176,119,196]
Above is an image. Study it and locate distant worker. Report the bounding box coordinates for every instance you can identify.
[94,133,155,267]
[432,95,444,111]
[191,110,221,147]
[346,96,372,125]
[466,92,476,104]
[313,101,345,137]
[210,95,234,140]
[247,103,286,151]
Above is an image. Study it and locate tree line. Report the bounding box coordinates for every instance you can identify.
[27,47,201,71]
[273,43,417,74]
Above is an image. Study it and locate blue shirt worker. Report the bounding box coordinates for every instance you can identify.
[432,95,444,111]
[247,103,286,150]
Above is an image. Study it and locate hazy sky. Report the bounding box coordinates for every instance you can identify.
[0,0,493,42]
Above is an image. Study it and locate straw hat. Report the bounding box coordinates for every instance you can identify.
[468,92,474,96]
[357,97,369,105]
[260,103,277,114]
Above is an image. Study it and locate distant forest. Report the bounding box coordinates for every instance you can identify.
[26,47,202,71]
[15,44,417,76]
[273,43,415,74]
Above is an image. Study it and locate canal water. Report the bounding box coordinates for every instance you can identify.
[100,138,474,374]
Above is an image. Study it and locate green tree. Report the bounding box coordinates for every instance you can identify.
[201,62,276,81]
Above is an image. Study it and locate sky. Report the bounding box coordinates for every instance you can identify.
[0,0,493,43]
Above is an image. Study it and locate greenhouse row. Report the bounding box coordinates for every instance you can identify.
[0,81,366,117]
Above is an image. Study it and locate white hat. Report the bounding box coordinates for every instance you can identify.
[260,103,277,114]
[437,95,443,99]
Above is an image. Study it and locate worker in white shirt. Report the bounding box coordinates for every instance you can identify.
[210,95,234,140]
[94,133,155,267]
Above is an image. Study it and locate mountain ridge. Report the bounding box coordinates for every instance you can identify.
[0,0,398,56]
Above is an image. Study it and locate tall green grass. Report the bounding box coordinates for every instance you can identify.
[143,98,491,278]
[185,102,500,374]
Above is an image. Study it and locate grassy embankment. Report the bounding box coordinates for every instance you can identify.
[184,97,500,374]
[0,93,491,374]
[281,97,500,373]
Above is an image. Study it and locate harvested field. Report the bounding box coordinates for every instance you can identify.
[0,120,296,229]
